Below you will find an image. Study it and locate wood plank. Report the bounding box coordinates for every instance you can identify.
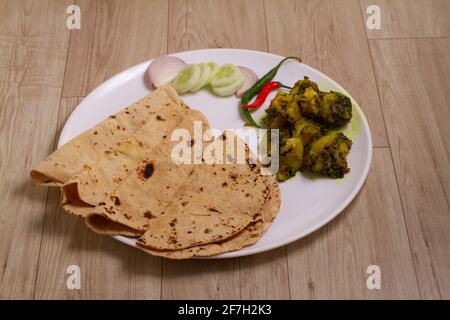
[240,248,290,299]
[163,0,277,300]
[162,259,240,299]
[370,38,450,299]
[264,0,388,148]
[0,0,71,299]
[168,0,268,53]
[61,0,168,97]
[360,0,450,39]
[34,0,169,298]
[168,0,188,53]
[287,148,420,299]
[34,98,161,299]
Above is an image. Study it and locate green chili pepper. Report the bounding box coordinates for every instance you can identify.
[240,56,302,127]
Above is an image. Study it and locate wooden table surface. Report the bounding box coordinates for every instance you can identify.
[1,0,449,300]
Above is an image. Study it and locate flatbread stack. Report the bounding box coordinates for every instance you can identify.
[30,85,280,259]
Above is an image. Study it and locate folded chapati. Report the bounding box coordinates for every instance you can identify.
[30,86,281,258]
[138,152,281,258]
[31,86,185,187]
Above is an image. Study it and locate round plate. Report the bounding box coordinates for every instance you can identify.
[59,49,372,258]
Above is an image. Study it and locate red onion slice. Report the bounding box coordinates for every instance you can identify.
[236,66,258,97]
[146,56,187,88]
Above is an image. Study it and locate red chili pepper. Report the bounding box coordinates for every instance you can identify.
[242,81,291,109]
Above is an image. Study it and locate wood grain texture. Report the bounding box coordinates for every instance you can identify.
[168,0,268,53]
[3,0,450,300]
[34,98,161,299]
[167,0,188,53]
[162,259,240,299]
[360,0,450,39]
[240,248,290,299]
[370,38,450,299]
[163,0,290,300]
[34,0,169,297]
[287,149,420,299]
[61,0,168,97]
[264,0,388,148]
[0,0,71,299]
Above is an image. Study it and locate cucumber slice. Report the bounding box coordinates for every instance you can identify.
[212,70,245,96]
[207,62,219,82]
[189,63,212,92]
[171,64,201,94]
[210,64,242,88]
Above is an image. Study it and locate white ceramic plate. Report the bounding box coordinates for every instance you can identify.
[59,49,372,258]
